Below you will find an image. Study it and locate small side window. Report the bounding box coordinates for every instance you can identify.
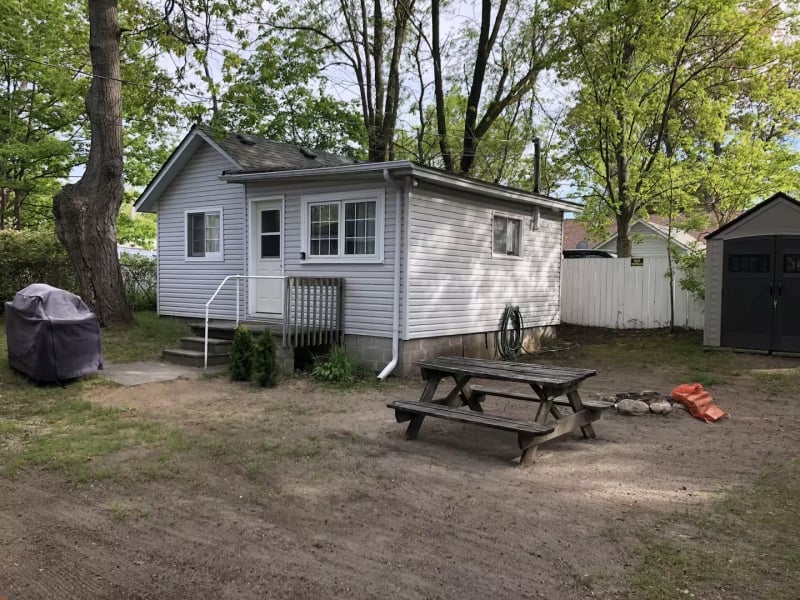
[186,209,223,259]
[493,214,522,257]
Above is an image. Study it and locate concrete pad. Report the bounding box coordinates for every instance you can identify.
[101,362,224,386]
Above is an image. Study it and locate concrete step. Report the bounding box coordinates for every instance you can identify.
[162,348,230,368]
[188,321,281,341]
[180,336,232,353]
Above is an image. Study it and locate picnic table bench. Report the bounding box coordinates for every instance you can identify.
[387,356,611,467]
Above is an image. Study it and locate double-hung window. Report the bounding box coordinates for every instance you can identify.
[186,208,223,260]
[303,191,384,262]
[492,213,522,257]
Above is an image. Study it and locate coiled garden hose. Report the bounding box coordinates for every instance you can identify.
[496,305,524,360]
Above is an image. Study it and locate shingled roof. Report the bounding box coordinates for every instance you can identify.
[214,132,358,173]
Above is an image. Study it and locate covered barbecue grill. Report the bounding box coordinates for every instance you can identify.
[5,284,102,383]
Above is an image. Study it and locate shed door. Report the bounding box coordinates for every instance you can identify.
[773,236,800,352]
[721,236,774,351]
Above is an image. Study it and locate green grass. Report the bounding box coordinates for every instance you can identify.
[101,311,189,362]
[0,315,189,482]
[627,460,800,600]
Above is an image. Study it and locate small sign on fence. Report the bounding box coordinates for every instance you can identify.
[630,257,644,267]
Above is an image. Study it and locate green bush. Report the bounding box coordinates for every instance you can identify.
[0,230,78,306]
[229,325,254,382]
[252,331,279,387]
[119,254,157,310]
[312,344,355,384]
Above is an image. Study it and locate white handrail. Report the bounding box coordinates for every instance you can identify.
[204,274,286,369]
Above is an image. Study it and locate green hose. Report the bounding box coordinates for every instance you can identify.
[496,305,524,360]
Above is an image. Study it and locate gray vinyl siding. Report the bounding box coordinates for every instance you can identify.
[703,239,723,346]
[596,221,682,257]
[406,185,562,338]
[157,144,245,319]
[246,180,398,337]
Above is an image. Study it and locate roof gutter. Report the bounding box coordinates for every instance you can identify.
[221,160,416,183]
[377,169,406,380]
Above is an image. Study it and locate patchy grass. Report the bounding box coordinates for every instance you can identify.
[628,460,800,600]
[0,316,189,482]
[750,367,800,397]
[0,389,188,482]
[556,327,739,386]
[106,500,151,522]
[101,311,189,363]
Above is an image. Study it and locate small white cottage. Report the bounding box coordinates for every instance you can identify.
[704,192,800,354]
[135,126,580,376]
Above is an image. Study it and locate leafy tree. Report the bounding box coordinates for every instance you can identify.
[0,0,87,230]
[263,0,417,161]
[117,201,156,249]
[431,0,569,175]
[397,92,541,187]
[561,0,794,256]
[216,30,367,156]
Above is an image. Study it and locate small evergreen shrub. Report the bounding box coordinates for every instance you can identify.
[252,331,279,387]
[312,344,355,384]
[229,325,254,381]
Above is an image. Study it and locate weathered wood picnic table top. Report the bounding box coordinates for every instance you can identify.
[414,356,596,389]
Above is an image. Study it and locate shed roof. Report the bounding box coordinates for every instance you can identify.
[705,192,800,240]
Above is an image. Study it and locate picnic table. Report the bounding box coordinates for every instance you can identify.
[387,356,611,467]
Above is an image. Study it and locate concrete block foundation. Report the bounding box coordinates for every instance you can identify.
[344,326,557,378]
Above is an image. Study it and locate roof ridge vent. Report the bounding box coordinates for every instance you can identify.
[236,134,257,146]
[299,146,318,159]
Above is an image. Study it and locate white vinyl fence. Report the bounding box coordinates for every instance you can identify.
[561,257,705,329]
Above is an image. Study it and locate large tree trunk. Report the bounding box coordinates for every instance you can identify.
[53,0,130,326]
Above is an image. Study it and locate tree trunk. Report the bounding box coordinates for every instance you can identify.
[615,212,633,257]
[52,0,130,326]
[460,0,494,175]
[431,0,453,172]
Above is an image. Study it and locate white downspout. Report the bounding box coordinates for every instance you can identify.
[378,170,405,379]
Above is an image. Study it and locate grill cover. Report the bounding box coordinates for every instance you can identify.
[5,284,103,383]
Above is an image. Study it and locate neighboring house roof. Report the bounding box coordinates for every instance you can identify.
[705,192,800,240]
[563,219,595,249]
[563,217,707,252]
[597,219,704,253]
[135,126,582,214]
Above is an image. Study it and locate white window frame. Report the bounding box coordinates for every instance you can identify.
[492,211,524,259]
[300,190,385,264]
[184,206,224,261]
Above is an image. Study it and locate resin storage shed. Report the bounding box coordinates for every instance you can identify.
[704,192,800,354]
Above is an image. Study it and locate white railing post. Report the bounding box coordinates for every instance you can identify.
[235,276,240,326]
[204,304,210,370]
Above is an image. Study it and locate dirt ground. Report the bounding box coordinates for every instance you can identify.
[1,330,798,599]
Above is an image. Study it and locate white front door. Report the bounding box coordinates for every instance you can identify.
[251,200,283,315]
